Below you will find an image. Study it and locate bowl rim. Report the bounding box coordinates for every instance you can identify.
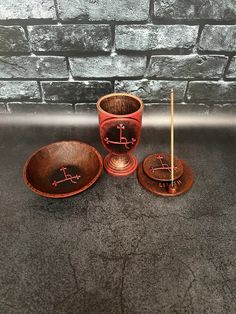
[23,140,103,198]
[96,92,144,117]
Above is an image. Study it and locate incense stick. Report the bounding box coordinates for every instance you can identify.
[171,89,174,187]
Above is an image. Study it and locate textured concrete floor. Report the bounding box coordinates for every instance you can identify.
[0,113,235,314]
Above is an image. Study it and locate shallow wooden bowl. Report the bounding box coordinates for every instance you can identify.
[23,141,103,198]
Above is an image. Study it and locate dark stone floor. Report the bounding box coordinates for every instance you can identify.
[0,112,235,314]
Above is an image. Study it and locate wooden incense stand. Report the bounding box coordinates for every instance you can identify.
[137,153,194,196]
[137,89,194,196]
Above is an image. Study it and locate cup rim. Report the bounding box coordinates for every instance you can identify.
[96,93,144,117]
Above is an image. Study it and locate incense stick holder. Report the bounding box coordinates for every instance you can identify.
[137,153,194,196]
[97,93,144,176]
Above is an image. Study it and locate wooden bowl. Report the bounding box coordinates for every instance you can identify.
[23,141,103,198]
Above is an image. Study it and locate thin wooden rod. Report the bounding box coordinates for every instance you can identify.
[171,89,174,187]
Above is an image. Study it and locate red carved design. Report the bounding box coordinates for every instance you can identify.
[150,154,178,173]
[52,167,81,187]
[104,123,136,150]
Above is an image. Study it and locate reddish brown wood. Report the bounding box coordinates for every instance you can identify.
[137,153,194,197]
[96,93,144,176]
[23,141,103,198]
[143,152,183,182]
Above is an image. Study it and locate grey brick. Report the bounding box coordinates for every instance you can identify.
[187,81,236,102]
[146,55,228,79]
[226,57,236,78]
[0,56,68,79]
[115,80,187,102]
[0,0,56,20]
[0,81,40,101]
[70,56,147,78]
[199,25,236,52]
[0,103,7,113]
[116,25,198,51]
[0,26,29,54]
[28,25,112,52]
[42,81,112,102]
[58,0,149,21]
[7,102,73,114]
[154,0,236,21]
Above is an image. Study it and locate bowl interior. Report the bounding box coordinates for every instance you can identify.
[99,94,142,115]
[25,141,102,196]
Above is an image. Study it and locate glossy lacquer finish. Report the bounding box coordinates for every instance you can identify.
[23,141,103,198]
[97,93,144,176]
[137,152,194,197]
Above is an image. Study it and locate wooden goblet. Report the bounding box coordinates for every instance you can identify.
[97,93,144,176]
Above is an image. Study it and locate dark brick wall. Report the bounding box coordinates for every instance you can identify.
[0,0,236,114]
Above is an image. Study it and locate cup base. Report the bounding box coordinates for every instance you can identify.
[104,153,137,177]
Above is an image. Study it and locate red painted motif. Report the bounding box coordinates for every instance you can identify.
[52,167,81,187]
[104,123,136,150]
[150,154,178,173]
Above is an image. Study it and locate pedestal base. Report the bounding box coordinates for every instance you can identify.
[104,153,137,177]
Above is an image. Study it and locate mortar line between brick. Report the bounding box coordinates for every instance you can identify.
[22,25,29,40]
[194,24,205,53]
[23,51,111,58]
[144,55,152,77]
[65,57,74,81]
[53,0,60,21]
[37,81,43,102]
[151,19,236,26]
[222,56,233,79]
[66,76,145,81]
[21,25,33,53]
[1,19,236,27]
[110,22,116,55]
[197,51,236,57]
[0,78,73,82]
[184,81,190,102]
[1,52,234,58]
[11,50,230,58]
[0,77,232,82]
[0,19,56,27]
[39,81,45,103]
[0,20,150,27]
[148,0,154,23]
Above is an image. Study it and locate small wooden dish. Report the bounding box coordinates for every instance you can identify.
[137,153,194,197]
[23,141,103,198]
